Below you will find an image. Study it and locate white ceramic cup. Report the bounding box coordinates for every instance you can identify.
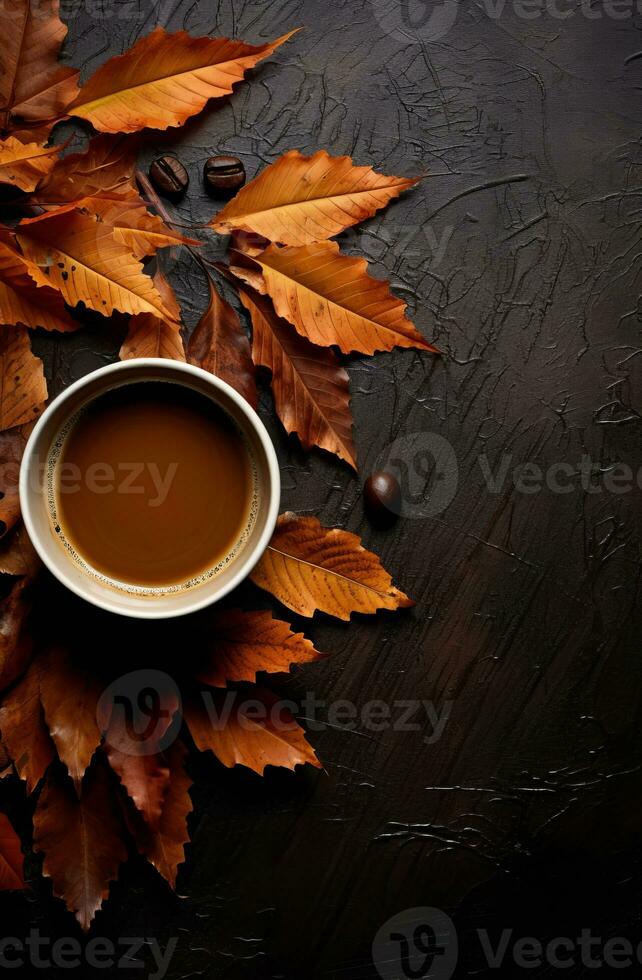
[20,359,280,619]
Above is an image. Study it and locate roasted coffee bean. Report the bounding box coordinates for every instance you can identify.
[364,471,401,527]
[149,155,189,199]
[204,155,246,195]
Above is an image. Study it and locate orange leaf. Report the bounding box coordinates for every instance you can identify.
[34,134,138,203]
[126,741,192,889]
[16,210,176,319]
[69,27,296,134]
[0,813,25,889]
[0,327,47,431]
[0,233,78,332]
[120,268,184,360]
[0,660,55,794]
[195,609,321,687]
[251,512,415,620]
[187,278,257,408]
[0,136,61,191]
[250,241,436,355]
[87,192,201,260]
[0,577,35,695]
[239,285,356,468]
[39,647,103,790]
[211,149,420,245]
[0,0,79,137]
[33,761,127,930]
[185,687,319,775]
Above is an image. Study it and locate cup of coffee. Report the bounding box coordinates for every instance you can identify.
[20,359,280,619]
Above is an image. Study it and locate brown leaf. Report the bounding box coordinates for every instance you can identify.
[239,286,356,468]
[211,149,420,245]
[0,233,78,332]
[127,741,192,889]
[0,813,25,889]
[187,278,257,408]
[250,241,437,355]
[87,192,201,260]
[251,512,415,620]
[119,268,184,361]
[0,660,55,793]
[34,134,138,203]
[16,209,177,320]
[0,521,40,576]
[0,136,61,191]
[69,27,296,134]
[185,686,319,775]
[104,743,170,834]
[39,647,103,790]
[0,0,79,137]
[195,609,321,688]
[0,326,47,431]
[0,577,34,695]
[0,425,28,539]
[33,761,127,930]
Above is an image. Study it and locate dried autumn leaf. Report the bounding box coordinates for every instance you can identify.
[187,278,257,408]
[39,647,103,790]
[211,149,420,245]
[0,327,47,432]
[16,210,176,320]
[0,233,78,332]
[0,425,29,539]
[84,191,201,260]
[120,268,184,361]
[185,687,319,775]
[251,512,414,620]
[34,134,138,203]
[0,136,61,191]
[104,741,170,834]
[0,521,40,576]
[69,27,296,134]
[0,660,55,793]
[250,241,436,355]
[34,761,127,930]
[239,285,356,468]
[0,0,79,136]
[195,609,321,688]
[0,577,35,694]
[0,813,25,889]
[127,741,192,889]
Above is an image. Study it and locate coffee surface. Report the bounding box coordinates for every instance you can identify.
[54,381,254,587]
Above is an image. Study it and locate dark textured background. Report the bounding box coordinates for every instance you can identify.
[2,0,642,976]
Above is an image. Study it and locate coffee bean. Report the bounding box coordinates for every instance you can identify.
[149,155,189,200]
[204,155,246,196]
[364,471,401,527]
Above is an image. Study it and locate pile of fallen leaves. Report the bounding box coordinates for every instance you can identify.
[0,0,435,928]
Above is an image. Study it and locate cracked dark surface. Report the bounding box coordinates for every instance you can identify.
[1,1,642,977]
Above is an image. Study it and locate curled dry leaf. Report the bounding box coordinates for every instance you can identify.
[69,27,296,134]
[186,278,257,409]
[16,209,176,320]
[84,191,201,260]
[0,577,35,694]
[185,687,319,775]
[195,608,321,688]
[126,741,192,889]
[34,134,138,203]
[211,149,420,245]
[239,285,356,468]
[0,233,78,332]
[0,660,55,793]
[0,137,61,191]
[0,813,25,890]
[119,267,184,361]
[251,512,415,620]
[0,327,47,431]
[34,761,127,930]
[0,0,79,137]
[251,241,436,355]
[39,646,104,790]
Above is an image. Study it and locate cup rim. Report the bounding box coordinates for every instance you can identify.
[19,359,281,620]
